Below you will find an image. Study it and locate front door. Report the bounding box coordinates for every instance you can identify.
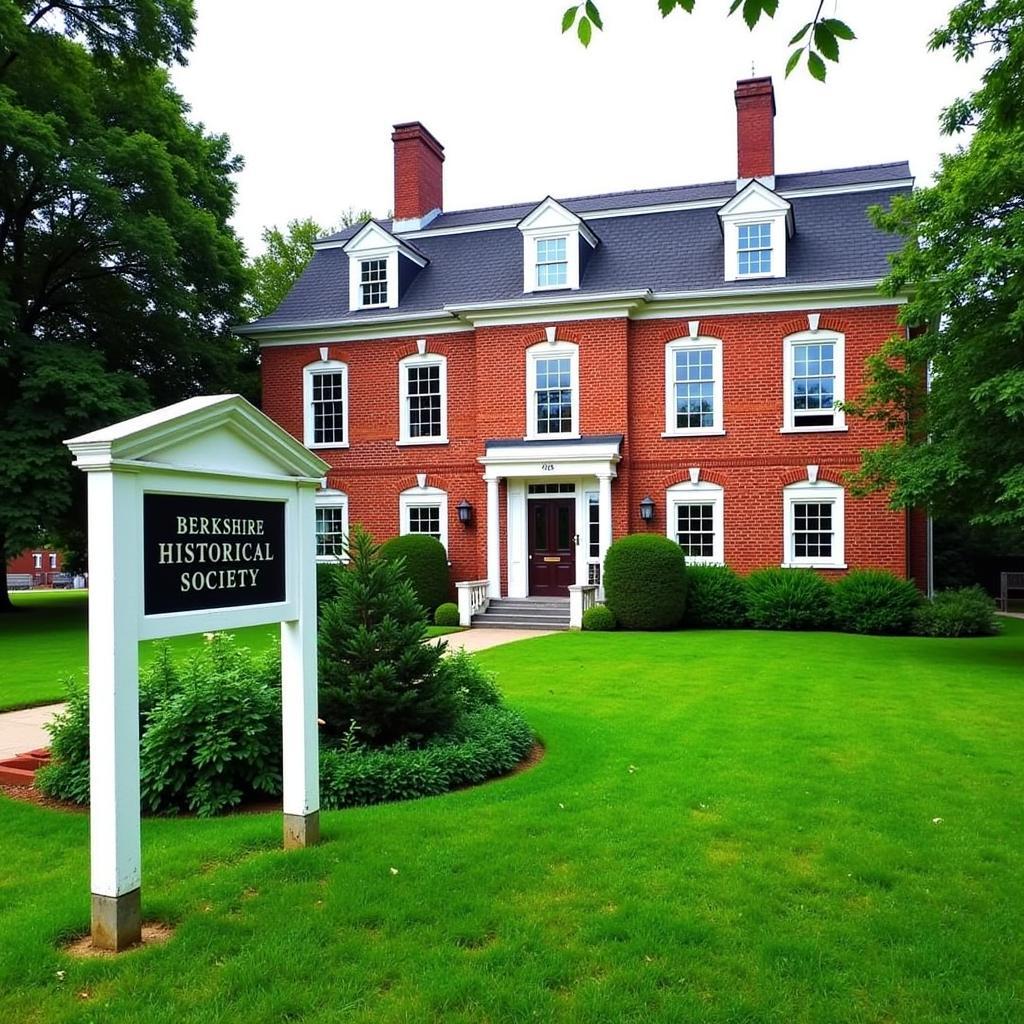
[528,498,575,597]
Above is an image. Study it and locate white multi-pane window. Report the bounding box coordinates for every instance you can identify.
[535,237,568,288]
[664,338,723,436]
[399,354,447,444]
[737,222,772,275]
[783,330,846,432]
[783,480,845,568]
[666,480,724,565]
[400,485,449,551]
[303,360,349,448]
[314,490,348,562]
[586,491,601,586]
[526,339,579,438]
[359,257,388,307]
[32,553,42,569]
[49,553,57,569]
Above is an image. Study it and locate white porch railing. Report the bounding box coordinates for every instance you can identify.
[456,580,491,626]
[568,584,598,629]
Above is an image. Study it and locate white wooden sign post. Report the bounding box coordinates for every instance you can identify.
[66,395,329,951]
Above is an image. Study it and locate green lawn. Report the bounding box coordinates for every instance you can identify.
[1,622,1022,1023]
[0,592,462,711]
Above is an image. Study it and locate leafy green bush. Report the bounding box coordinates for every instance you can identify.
[683,564,748,628]
[378,534,450,616]
[915,586,1000,637]
[434,602,460,627]
[38,636,283,817]
[441,648,502,710]
[603,534,688,630]
[317,560,342,613]
[319,704,534,809]
[319,526,459,746]
[830,569,922,635]
[582,604,616,631]
[745,568,834,631]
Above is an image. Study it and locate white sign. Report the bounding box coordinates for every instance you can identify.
[66,395,329,951]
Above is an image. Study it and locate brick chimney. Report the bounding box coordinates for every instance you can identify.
[391,122,444,231]
[734,77,776,186]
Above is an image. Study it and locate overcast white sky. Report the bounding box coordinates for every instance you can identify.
[171,1,983,256]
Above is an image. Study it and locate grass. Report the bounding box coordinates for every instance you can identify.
[1,621,1022,1022]
[0,592,462,712]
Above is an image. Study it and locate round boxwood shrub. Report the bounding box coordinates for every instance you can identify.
[745,567,834,631]
[378,534,450,616]
[914,586,1000,637]
[603,534,687,630]
[434,601,460,627]
[582,604,616,631]
[830,569,922,635]
[683,564,748,628]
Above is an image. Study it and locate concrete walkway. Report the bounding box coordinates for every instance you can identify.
[0,628,551,760]
[0,703,65,760]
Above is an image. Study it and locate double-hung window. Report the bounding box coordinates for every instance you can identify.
[399,354,448,445]
[526,340,579,438]
[783,480,845,568]
[783,330,846,432]
[359,257,388,307]
[665,481,724,565]
[535,237,568,288]
[400,485,449,551]
[737,222,772,275]
[314,490,349,562]
[303,360,349,448]
[664,337,724,436]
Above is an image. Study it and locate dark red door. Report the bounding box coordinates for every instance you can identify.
[528,499,576,597]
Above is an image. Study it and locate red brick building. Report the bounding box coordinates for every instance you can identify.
[244,77,928,619]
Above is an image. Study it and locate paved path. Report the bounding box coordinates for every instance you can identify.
[0,703,65,760]
[0,628,550,759]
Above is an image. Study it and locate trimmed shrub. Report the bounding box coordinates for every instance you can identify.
[319,526,459,745]
[684,564,748,628]
[603,534,688,630]
[319,705,534,809]
[434,602,460,627]
[915,586,1000,637]
[38,636,283,817]
[745,568,834,631]
[316,560,342,613]
[582,604,617,631]
[378,534,450,616]
[831,569,922,635]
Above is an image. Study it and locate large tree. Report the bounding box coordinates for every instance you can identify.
[0,1,251,607]
[849,0,1024,528]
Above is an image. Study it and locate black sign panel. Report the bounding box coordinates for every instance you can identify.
[143,493,286,615]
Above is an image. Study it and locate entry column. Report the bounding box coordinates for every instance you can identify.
[486,475,501,598]
[598,473,614,575]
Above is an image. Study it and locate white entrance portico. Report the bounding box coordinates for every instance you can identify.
[479,435,621,600]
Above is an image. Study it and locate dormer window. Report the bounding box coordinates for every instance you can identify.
[717,181,792,282]
[340,220,428,312]
[359,258,388,307]
[536,237,568,288]
[737,222,772,275]
[518,197,598,294]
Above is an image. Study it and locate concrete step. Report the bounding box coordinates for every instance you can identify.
[470,618,564,630]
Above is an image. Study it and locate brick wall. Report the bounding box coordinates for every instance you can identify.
[260,302,912,586]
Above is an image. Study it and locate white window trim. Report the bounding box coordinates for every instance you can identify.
[354,254,392,310]
[666,480,725,566]
[49,553,58,569]
[397,352,448,446]
[525,339,580,440]
[303,359,350,449]
[718,180,791,282]
[315,489,349,564]
[782,480,846,569]
[528,232,575,292]
[781,329,847,433]
[399,485,449,552]
[662,336,725,437]
[32,552,42,570]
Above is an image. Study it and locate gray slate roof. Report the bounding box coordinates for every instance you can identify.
[246,162,911,332]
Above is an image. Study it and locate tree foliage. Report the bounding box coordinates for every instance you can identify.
[849,1,1024,527]
[560,0,855,79]
[0,0,251,592]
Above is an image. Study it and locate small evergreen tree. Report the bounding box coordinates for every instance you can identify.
[318,526,459,746]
